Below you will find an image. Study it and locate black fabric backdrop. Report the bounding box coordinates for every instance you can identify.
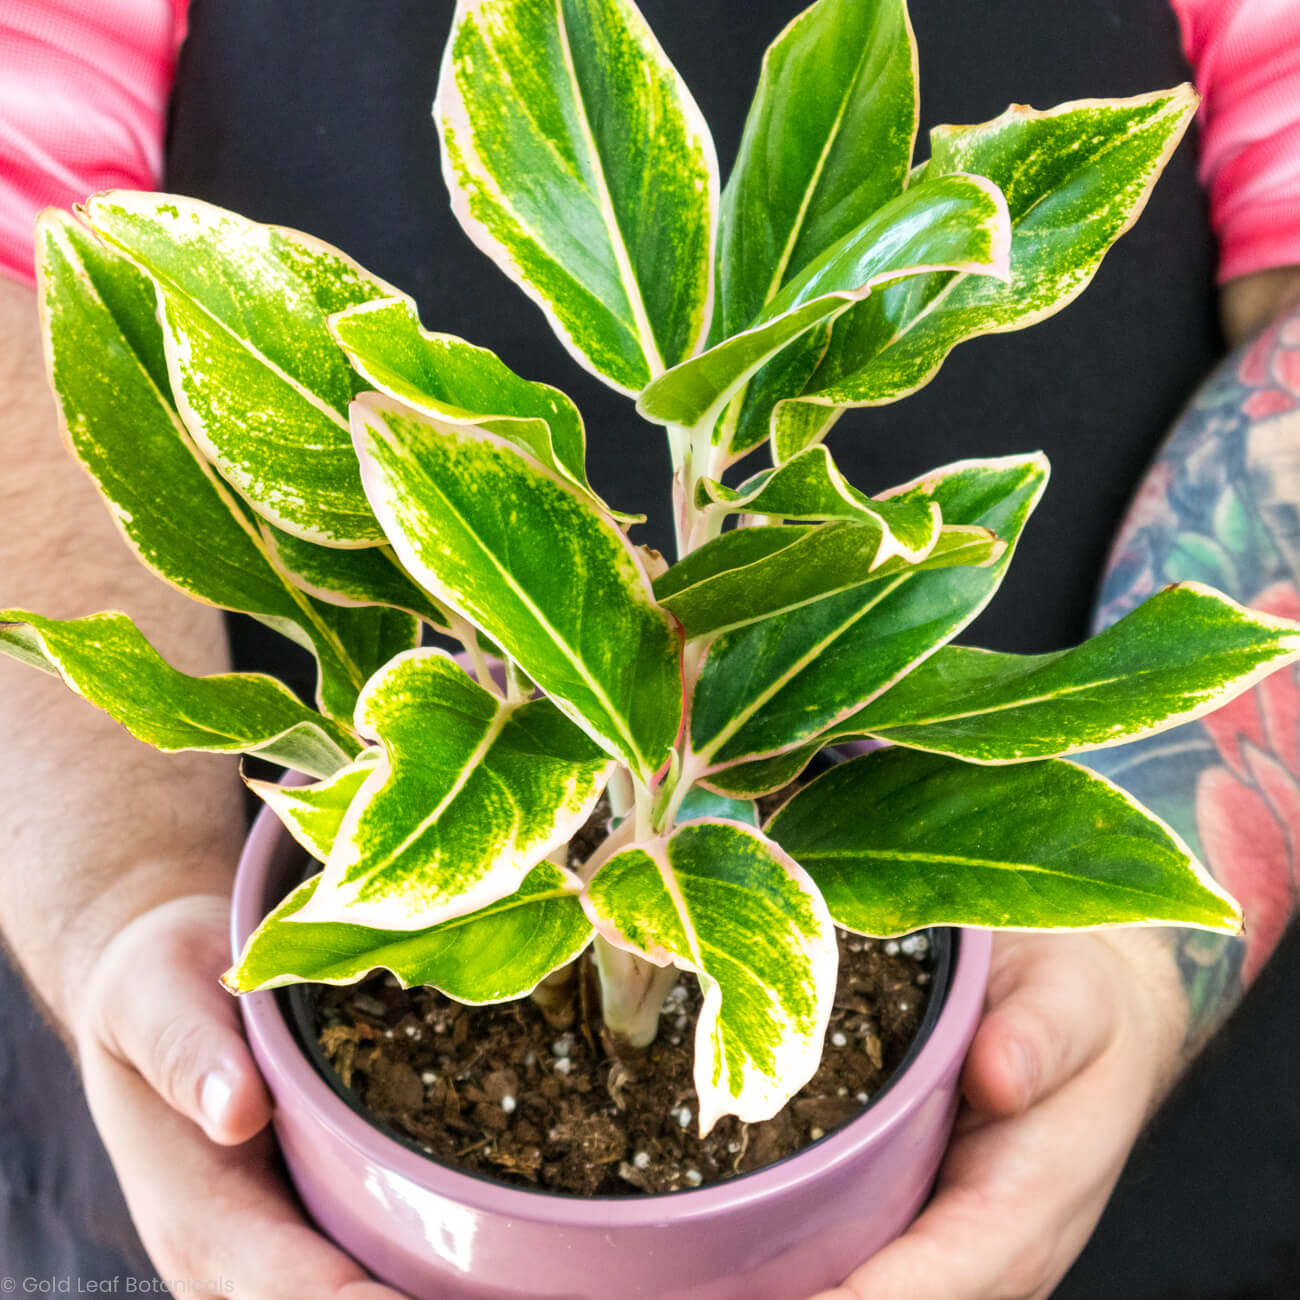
[2,1,1297,1294]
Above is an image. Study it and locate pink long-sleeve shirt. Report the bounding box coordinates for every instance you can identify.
[0,0,1298,286]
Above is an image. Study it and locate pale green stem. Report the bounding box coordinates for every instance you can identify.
[504,656,529,704]
[529,961,577,1030]
[593,937,680,1051]
[450,616,497,695]
[606,766,635,823]
[652,748,705,836]
[634,779,654,842]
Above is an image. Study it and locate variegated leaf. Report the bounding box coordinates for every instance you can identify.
[224,861,592,1000]
[700,742,826,800]
[766,748,1241,936]
[84,192,399,543]
[286,601,421,724]
[637,173,1010,436]
[696,444,942,566]
[435,0,718,392]
[843,583,1300,762]
[584,820,837,1133]
[352,395,682,783]
[246,753,380,862]
[768,87,1198,461]
[713,0,917,341]
[0,610,357,778]
[36,212,411,725]
[264,524,449,627]
[690,454,1046,768]
[655,520,1001,641]
[330,297,635,522]
[711,0,917,454]
[291,650,612,930]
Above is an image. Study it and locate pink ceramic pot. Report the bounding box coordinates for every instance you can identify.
[231,778,991,1300]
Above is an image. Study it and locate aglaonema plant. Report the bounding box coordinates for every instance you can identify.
[8,0,1297,1140]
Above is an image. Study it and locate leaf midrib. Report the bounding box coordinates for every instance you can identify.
[696,572,909,761]
[553,0,664,375]
[805,846,1195,907]
[348,700,514,884]
[385,440,654,777]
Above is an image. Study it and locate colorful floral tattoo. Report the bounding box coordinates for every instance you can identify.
[1088,303,1300,1050]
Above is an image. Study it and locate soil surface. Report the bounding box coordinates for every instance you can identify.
[310,928,934,1196]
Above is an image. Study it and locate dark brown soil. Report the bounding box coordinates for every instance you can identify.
[310,927,934,1196]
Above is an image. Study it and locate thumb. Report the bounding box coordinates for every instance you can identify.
[79,893,272,1146]
[961,933,1120,1118]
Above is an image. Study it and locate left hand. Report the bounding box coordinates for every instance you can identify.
[807,929,1188,1300]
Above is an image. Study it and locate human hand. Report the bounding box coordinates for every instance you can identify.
[807,929,1188,1300]
[71,893,409,1300]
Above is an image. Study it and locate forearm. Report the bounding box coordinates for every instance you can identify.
[0,274,245,1029]
[1088,285,1300,1053]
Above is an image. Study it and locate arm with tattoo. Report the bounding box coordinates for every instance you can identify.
[1088,293,1300,1051]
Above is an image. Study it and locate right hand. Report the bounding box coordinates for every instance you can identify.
[71,892,409,1300]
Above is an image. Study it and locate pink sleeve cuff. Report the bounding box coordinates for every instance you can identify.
[1173,0,1300,283]
[0,0,188,286]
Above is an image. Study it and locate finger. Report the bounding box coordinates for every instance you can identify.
[82,894,271,1145]
[961,934,1120,1117]
[81,1044,408,1299]
[809,1064,1135,1300]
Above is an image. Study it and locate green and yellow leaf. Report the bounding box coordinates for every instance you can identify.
[584,819,837,1132]
[768,86,1198,461]
[352,396,682,783]
[844,583,1300,762]
[435,0,718,392]
[690,453,1046,768]
[84,191,399,543]
[36,212,414,724]
[638,173,1011,438]
[331,296,634,522]
[291,650,612,930]
[713,0,917,341]
[224,861,592,1000]
[712,0,918,452]
[263,524,449,628]
[246,753,380,862]
[0,610,357,778]
[766,748,1241,935]
[695,444,943,565]
[655,520,1000,641]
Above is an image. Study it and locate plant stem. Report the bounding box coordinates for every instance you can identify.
[606,766,635,822]
[504,656,529,703]
[450,616,497,695]
[593,936,680,1051]
[529,961,577,1029]
[672,425,729,559]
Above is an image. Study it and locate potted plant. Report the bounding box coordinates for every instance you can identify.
[7,0,1298,1294]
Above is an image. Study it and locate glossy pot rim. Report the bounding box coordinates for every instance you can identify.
[232,773,992,1229]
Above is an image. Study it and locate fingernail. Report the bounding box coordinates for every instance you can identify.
[200,1068,235,1131]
